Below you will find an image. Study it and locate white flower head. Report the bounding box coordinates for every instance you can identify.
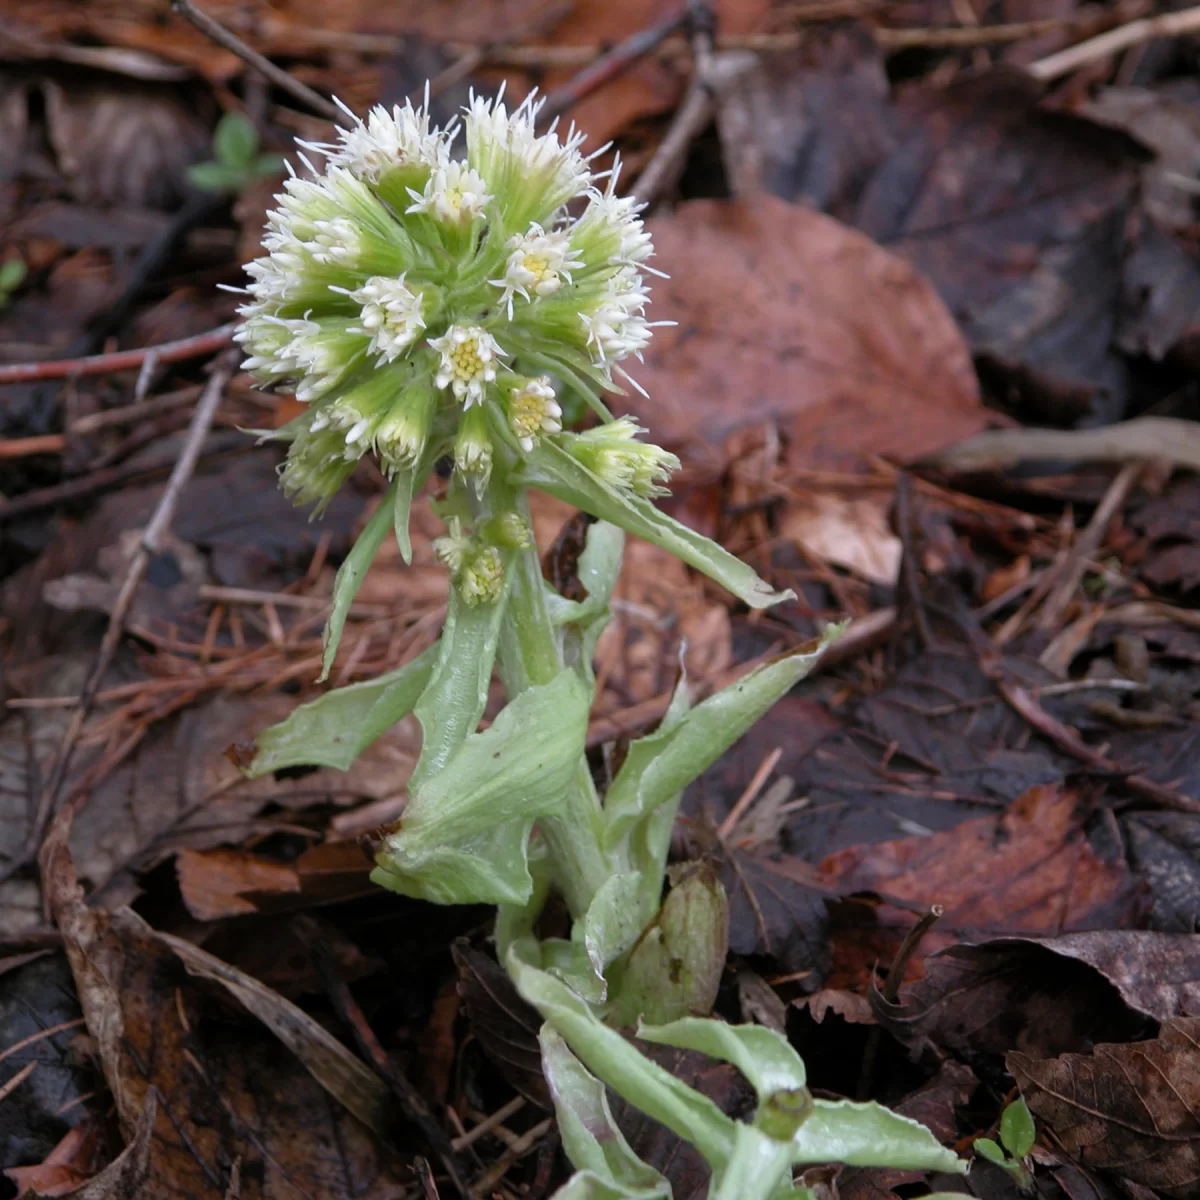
[429,325,506,407]
[571,157,654,268]
[581,267,651,363]
[506,376,562,452]
[492,223,582,316]
[347,275,426,362]
[326,97,449,184]
[407,161,492,227]
[465,86,595,228]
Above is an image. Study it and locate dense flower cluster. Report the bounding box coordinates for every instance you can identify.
[233,87,675,526]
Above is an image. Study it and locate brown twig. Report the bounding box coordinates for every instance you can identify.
[294,916,471,1199]
[989,675,1200,815]
[170,0,344,122]
[1035,462,1141,633]
[0,434,66,458]
[0,432,246,524]
[632,4,733,207]
[68,386,203,436]
[421,1,574,104]
[538,7,690,127]
[873,17,1071,50]
[0,324,235,385]
[1028,3,1200,82]
[468,1118,555,1198]
[4,351,237,887]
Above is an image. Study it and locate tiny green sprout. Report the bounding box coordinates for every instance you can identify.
[0,257,27,308]
[188,111,285,194]
[975,1096,1035,1190]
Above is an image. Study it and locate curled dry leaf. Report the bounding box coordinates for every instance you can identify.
[1010,1018,1200,1199]
[635,195,985,471]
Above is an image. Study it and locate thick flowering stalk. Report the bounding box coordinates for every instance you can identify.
[237,87,965,1199]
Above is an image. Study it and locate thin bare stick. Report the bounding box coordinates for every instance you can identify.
[7,351,237,884]
[0,434,66,458]
[451,1097,527,1152]
[0,324,235,385]
[1028,4,1200,82]
[718,746,783,841]
[1035,462,1141,633]
[874,18,1070,50]
[170,0,344,122]
[68,386,203,435]
[632,6,726,207]
[539,6,690,126]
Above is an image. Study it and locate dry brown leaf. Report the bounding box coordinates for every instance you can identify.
[633,195,986,471]
[40,822,404,1198]
[818,782,1142,936]
[1010,1018,1200,1199]
[781,494,901,585]
[41,79,209,209]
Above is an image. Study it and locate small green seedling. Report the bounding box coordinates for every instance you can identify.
[0,258,27,308]
[188,111,285,194]
[975,1096,1035,1190]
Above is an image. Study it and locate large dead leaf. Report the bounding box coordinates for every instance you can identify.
[818,782,1142,937]
[634,195,985,470]
[39,825,404,1198]
[872,939,1152,1061]
[1010,1018,1200,1199]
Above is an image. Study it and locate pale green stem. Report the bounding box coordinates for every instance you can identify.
[496,491,611,918]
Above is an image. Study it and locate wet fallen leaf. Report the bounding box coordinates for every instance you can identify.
[1010,1018,1200,1199]
[176,843,377,921]
[41,78,209,209]
[872,938,1152,1061]
[819,782,1143,938]
[838,1061,977,1200]
[0,954,91,1180]
[453,941,548,1108]
[635,194,985,470]
[725,62,1149,420]
[40,822,405,1198]
[720,848,832,984]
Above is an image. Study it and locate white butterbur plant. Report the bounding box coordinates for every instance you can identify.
[236,87,967,1199]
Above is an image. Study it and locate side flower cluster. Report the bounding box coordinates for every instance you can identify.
[234,87,678,575]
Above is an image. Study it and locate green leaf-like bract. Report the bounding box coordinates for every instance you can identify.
[372,669,590,905]
[541,1027,671,1199]
[243,641,439,776]
[321,481,397,681]
[603,628,843,858]
[408,557,513,792]
[521,441,792,610]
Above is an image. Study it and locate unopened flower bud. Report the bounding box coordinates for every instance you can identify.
[566,417,679,498]
[485,511,533,550]
[453,404,493,490]
[460,545,505,606]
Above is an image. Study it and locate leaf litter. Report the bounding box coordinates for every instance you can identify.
[3,2,1200,1197]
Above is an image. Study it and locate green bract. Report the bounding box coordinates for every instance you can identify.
[238,87,965,1199]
